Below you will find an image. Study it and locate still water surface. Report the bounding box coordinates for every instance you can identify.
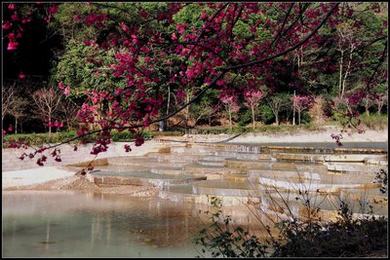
[3,191,205,257]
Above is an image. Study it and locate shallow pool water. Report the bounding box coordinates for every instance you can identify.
[3,142,387,257]
[2,191,206,257]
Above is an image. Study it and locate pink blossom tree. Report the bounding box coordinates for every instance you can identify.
[292,95,312,125]
[4,3,386,165]
[220,92,240,131]
[243,87,264,129]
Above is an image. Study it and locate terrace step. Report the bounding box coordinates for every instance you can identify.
[273,153,387,163]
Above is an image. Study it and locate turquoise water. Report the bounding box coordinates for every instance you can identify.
[2,191,205,257]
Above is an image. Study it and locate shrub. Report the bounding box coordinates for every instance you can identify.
[3,131,78,146]
[308,96,326,126]
[272,204,387,257]
[190,126,247,135]
[237,109,252,127]
[195,177,388,258]
[259,104,275,124]
[194,197,268,258]
[3,130,155,146]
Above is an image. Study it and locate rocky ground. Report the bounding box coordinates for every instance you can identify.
[2,127,387,195]
[2,140,164,196]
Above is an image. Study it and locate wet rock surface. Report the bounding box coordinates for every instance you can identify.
[63,142,388,218]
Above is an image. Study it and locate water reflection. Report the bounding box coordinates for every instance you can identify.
[2,191,205,257]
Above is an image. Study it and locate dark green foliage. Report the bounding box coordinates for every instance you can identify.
[273,206,387,257]
[3,130,154,146]
[237,109,252,127]
[259,104,274,124]
[300,111,311,125]
[191,126,247,135]
[3,131,79,146]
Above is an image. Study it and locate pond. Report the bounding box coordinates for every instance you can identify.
[3,142,388,257]
[2,191,206,257]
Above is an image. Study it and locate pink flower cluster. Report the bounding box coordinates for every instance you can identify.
[292,95,312,110]
[57,82,71,96]
[243,88,263,108]
[47,121,64,128]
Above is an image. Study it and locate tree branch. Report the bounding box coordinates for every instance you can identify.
[25,3,340,153]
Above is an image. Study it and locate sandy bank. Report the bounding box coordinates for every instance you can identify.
[4,173,160,197]
[2,167,75,189]
[2,140,164,172]
[2,140,166,192]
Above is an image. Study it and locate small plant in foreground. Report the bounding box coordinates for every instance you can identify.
[195,183,388,257]
[374,169,388,194]
[194,197,268,257]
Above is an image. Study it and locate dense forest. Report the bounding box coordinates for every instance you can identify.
[2,3,387,138]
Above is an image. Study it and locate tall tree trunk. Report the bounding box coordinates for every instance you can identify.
[67,118,71,131]
[298,110,301,125]
[185,92,190,131]
[48,114,52,137]
[292,90,296,126]
[300,46,304,64]
[339,50,344,97]
[341,46,354,98]
[228,106,232,131]
[377,102,383,115]
[165,85,171,131]
[251,105,255,130]
[365,95,370,116]
[275,113,279,125]
[366,107,370,116]
[14,117,18,134]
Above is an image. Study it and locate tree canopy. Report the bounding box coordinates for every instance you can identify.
[2,2,388,165]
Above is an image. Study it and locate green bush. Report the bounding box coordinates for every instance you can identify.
[3,129,187,147]
[111,130,136,141]
[237,109,252,127]
[300,111,312,124]
[194,197,268,258]
[273,206,387,257]
[3,131,78,146]
[191,126,247,135]
[196,198,388,258]
[259,104,275,124]
[150,130,184,137]
[3,129,155,146]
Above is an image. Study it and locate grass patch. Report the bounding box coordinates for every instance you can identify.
[359,113,388,130]
[191,123,323,135]
[2,129,185,146]
[3,131,78,146]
